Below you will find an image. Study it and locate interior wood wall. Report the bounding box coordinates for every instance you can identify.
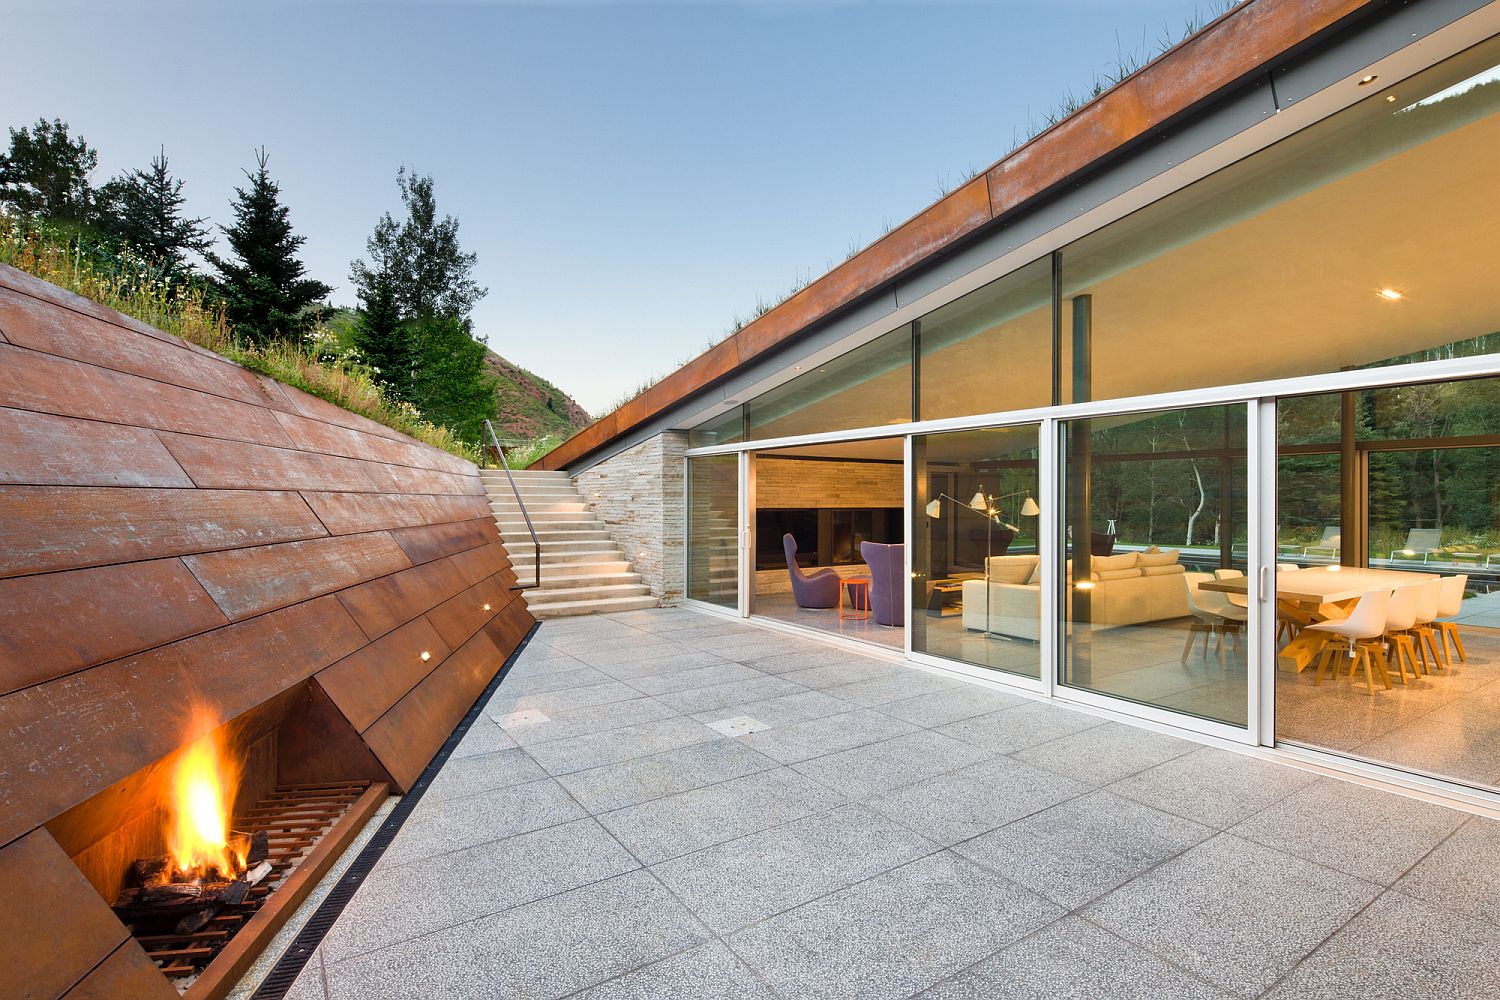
[0,264,534,999]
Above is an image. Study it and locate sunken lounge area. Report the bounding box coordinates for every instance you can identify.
[0,267,533,999]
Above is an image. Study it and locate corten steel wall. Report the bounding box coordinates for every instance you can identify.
[535,0,1377,472]
[0,263,534,1000]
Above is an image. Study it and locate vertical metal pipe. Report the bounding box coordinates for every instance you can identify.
[1340,388,1359,566]
[1067,294,1094,685]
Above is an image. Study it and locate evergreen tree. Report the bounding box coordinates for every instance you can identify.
[351,249,414,400]
[98,148,210,278]
[0,117,98,222]
[209,149,331,345]
[405,314,499,442]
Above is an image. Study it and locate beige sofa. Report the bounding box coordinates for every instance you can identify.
[960,550,1190,640]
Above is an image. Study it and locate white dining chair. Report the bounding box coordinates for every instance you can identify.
[1213,568,1248,609]
[1409,578,1446,673]
[1181,573,1224,665]
[1196,577,1249,669]
[1305,588,1392,695]
[1381,584,1422,685]
[1435,575,1468,664]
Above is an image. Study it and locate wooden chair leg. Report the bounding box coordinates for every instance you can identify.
[1358,646,1375,696]
[1386,639,1408,685]
[1370,643,1393,690]
[1419,627,1446,671]
[1440,622,1467,663]
[1181,622,1200,663]
[1313,643,1337,686]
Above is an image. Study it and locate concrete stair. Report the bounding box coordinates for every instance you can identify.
[483,468,657,619]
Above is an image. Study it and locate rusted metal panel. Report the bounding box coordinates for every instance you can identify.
[0,486,328,579]
[158,432,382,492]
[426,577,515,651]
[278,382,414,443]
[183,533,413,622]
[276,681,394,788]
[644,339,742,414]
[388,517,499,566]
[361,461,488,497]
[271,408,475,478]
[360,627,505,791]
[300,490,493,535]
[61,941,177,1000]
[0,558,229,695]
[0,343,296,449]
[315,616,454,732]
[0,407,193,488]
[0,262,176,346]
[0,285,268,409]
[449,540,512,588]
[335,556,473,640]
[0,829,141,1000]
[483,595,534,652]
[0,596,368,847]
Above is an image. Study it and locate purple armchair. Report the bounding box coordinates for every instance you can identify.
[784,533,840,608]
[861,541,906,627]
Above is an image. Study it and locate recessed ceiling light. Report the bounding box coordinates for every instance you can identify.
[1385,95,1397,103]
[1358,74,1379,86]
[1377,288,1404,301]
[793,365,802,371]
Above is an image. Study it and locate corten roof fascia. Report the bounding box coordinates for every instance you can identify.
[538,0,1376,471]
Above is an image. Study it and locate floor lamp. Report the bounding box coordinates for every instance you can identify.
[925,487,1040,639]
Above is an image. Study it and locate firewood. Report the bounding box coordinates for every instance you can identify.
[175,908,217,935]
[126,855,172,888]
[247,830,269,865]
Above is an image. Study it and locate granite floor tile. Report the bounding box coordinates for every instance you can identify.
[778,659,907,690]
[821,670,960,707]
[690,689,856,730]
[650,804,938,934]
[1012,721,1196,785]
[1261,890,1500,1000]
[470,871,709,1000]
[1105,746,1320,829]
[876,684,1029,727]
[555,739,779,814]
[1085,833,1383,998]
[322,818,638,962]
[490,678,646,716]
[594,649,735,681]
[936,701,1106,755]
[324,922,490,1000]
[574,941,780,1000]
[422,747,548,803]
[730,851,1060,1000]
[380,777,586,867]
[789,728,993,800]
[655,675,809,714]
[918,916,1234,1000]
[492,663,615,697]
[1229,778,1468,884]
[737,708,919,765]
[598,767,843,864]
[497,696,677,746]
[625,661,766,695]
[447,716,517,760]
[522,716,721,775]
[745,648,859,674]
[956,789,1213,908]
[1394,817,1500,926]
[865,756,1090,846]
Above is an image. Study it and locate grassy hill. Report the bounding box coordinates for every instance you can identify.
[485,350,591,443]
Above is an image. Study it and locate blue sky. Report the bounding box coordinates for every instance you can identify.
[8,0,1210,415]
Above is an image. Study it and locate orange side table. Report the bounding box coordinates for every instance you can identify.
[840,577,871,621]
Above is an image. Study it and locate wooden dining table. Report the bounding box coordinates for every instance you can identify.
[1199,566,1441,672]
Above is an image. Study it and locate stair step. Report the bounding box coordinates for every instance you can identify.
[488,503,589,515]
[526,582,652,602]
[528,594,660,619]
[481,469,567,479]
[534,571,643,590]
[520,559,633,575]
[507,548,626,565]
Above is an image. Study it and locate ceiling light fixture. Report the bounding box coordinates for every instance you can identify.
[1385,95,1397,103]
[1377,288,1404,301]
[1358,74,1378,86]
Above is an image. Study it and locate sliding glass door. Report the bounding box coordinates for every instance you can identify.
[686,454,741,610]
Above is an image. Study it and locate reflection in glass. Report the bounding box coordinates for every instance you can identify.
[911,425,1042,679]
[1061,404,1249,727]
[1275,377,1500,792]
[686,455,739,608]
[746,325,912,441]
[688,406,744,448]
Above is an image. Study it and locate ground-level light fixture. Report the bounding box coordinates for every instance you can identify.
[1378,287,1404,301]
[420,651,431,662]
[483,603,491,612]
[1359,74,1379,86]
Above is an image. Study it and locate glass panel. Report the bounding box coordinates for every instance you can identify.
[1061,403,1249,727]
[911,424,1042,679]
[918,257,1053,419]
[1275,375,1500,792]
[686,454,739,608]
[688,405,744,448]
[745,324,912,441]
[1058,40,1500,403]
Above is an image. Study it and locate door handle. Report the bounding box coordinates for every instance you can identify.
[1259,565,1270,603]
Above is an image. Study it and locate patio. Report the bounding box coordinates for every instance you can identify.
[286,608,1500,1000]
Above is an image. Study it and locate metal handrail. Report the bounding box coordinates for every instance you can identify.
[484,419,540,590]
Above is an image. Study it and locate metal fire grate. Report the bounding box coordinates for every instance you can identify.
[132,780,372,987]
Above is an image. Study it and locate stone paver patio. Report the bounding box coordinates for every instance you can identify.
[286,608,1500,999]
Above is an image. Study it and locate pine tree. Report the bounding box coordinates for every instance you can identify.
[351,252,415,400]
[405,314,499,442]
[98,148,210,278]
[209,149,331,345]
[0,118,98,222]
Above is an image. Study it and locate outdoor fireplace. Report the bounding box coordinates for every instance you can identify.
[47,689,389,999]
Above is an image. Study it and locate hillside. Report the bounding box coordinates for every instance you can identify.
[485,350,591,442]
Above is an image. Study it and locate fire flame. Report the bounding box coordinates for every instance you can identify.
[165,723,243,879]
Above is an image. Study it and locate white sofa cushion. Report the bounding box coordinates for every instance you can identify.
[1141,564,1186,577]
[1138,548,1182,568]
[1091,552,1139,573]
[986,555,1039,584]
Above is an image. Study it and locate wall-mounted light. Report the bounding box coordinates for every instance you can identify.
[1358,74,1378,86]
[420,651,432,661]
[483,603,492,612]
[1075,580,1096,591]
[1377,288,1404,301]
